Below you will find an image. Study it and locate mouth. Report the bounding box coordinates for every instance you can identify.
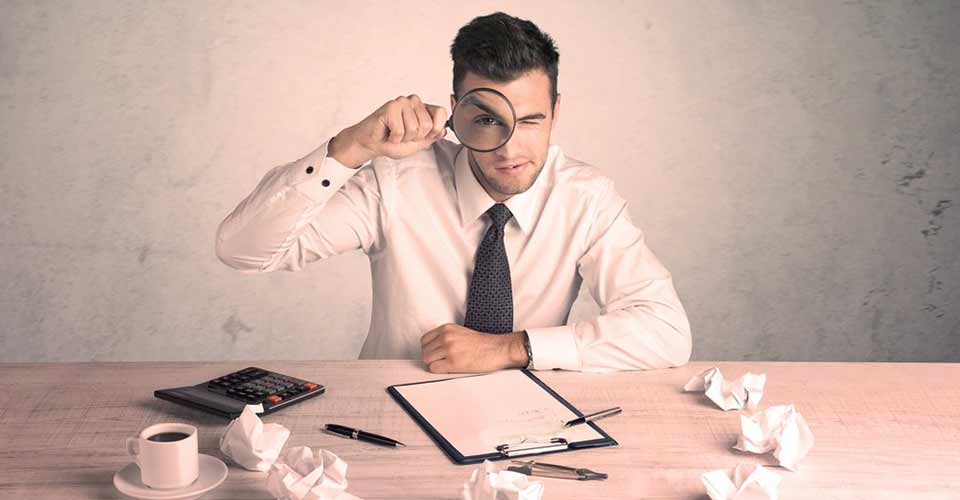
[494,162,530,176]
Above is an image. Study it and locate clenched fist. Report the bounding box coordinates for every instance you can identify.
[420,323,530,374]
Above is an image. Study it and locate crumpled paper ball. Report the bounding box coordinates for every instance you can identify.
[267,446,361,500]
[461,460,544,500]
[702,463,781,500]
[684,367,766,411]
[219,404,291,471]
[734,404,814,471]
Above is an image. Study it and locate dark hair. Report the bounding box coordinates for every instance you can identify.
[450,12,560,114]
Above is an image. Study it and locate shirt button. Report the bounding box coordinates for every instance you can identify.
[322,180,330,187]
[305,166,314,174]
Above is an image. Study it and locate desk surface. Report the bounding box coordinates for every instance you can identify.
[0,361,957,499]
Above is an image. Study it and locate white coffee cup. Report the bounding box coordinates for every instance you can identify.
[126,423,200,489]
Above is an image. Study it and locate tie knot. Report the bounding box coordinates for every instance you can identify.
[486,203,513,229]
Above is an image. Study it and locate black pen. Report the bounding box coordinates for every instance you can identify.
[323,424,406,448]
[563,407,622,428]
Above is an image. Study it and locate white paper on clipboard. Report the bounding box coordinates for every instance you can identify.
[392,370,607,457]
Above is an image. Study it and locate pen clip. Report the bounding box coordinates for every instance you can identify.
[322,427,350,439]
[496,437,569,457]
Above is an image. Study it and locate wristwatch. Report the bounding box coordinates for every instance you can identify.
[522,330,534,370]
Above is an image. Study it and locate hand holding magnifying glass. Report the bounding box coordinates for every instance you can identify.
[330,89,516,169]
[330,94,450,168]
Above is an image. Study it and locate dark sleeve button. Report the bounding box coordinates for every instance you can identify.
[305,166,314,174]
[322,179,330,187]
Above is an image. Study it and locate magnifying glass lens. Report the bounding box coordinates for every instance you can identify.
[450,89,516,152]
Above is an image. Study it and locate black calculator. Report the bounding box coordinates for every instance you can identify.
[154,367,325,419]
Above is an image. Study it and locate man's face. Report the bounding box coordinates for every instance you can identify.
[450,69,561,202]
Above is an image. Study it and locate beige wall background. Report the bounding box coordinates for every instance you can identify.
[2,1,958,362]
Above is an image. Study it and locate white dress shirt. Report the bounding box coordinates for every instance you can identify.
[215,137,692,372]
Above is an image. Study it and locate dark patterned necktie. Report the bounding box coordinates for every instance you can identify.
[464,203,514,334]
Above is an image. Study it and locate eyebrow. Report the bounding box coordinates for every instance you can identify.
[467,100,546,122]
[517,113,547,121]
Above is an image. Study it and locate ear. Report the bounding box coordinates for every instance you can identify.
[553,93,561,125]
[450,94,457,112]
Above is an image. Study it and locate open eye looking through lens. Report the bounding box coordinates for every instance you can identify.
[446,87,517,152]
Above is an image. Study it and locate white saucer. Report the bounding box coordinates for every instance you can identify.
[113,454,228,500]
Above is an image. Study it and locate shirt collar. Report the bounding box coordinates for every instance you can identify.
[453,145,558,234]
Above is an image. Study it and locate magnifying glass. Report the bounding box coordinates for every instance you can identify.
[445,87,517,152]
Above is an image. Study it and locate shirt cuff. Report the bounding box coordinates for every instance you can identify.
[285,139,371,204]
[524,324,581,371]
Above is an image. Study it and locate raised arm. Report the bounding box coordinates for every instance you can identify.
[215,95,448,273]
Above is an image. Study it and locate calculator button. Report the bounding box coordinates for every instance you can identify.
[303,383,318,390]
[266,395,282,404]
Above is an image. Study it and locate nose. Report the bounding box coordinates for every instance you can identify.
[493,132,522,158]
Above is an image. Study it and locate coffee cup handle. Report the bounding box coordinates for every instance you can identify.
[125,437,141,466]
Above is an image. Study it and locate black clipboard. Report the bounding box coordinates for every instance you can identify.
[387,369,618,465]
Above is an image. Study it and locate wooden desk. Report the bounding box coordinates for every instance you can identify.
[0,361,957,499]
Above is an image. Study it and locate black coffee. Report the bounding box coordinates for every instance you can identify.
[147,432,190,443]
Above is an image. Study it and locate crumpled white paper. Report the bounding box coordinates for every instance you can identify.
[462,460,544,500]
[702,463,781,500]
[219,404,291,472]
[684,367,766,411]
[734,404,814,471]
[267,446,361,500]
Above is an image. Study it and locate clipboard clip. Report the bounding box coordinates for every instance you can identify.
[496,437,569,457]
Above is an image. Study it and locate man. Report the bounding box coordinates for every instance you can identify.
[216,12,691,374]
